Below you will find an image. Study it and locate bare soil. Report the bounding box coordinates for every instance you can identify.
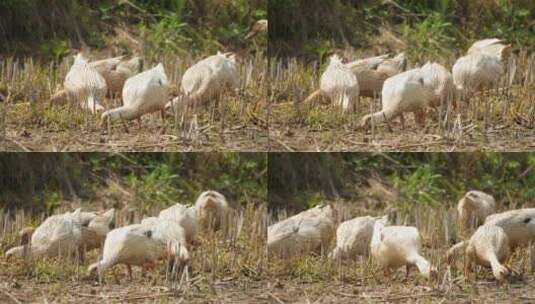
[0,257,271,304]
[270,102,534,152]
[1,103,268,152]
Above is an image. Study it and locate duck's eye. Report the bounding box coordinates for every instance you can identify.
[109,221,116,230]
[523,218,531,224]
[144,230,152,238]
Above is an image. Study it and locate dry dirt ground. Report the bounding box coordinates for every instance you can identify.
[270,102,535,152]
[266,241,535,304]
[0,258,271,303]
[266,277,535,303]
[0,103,268,152]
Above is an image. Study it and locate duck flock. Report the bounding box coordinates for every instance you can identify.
[6,191,231,280]
[303,38,513,129]
[268,190,535,282]
[47,19,268,131]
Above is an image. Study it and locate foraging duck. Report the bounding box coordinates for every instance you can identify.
[6,208,115,259]
[360,68,433,129]
[168,52,239,111]
[329,215,388,260]
[452,52,503,100]
[158,203,198,243]
[465,224,510,281]
[88,219,189,280]
[268,204,337,257]
[100,63,169,127]
[370,220,436,280]
[64,53,107,113]
[317,54,360,112]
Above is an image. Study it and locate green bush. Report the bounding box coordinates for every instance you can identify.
[0,0,266,58]
[269,0,535,60]
[0,153,267,212]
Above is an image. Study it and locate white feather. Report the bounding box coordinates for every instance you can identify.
[64,53,107,113]
[320,55,359,112]
[101,63,168,122]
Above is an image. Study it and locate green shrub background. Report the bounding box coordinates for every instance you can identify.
[269,0,535,60]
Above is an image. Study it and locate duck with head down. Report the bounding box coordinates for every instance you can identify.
[100,63,169,130]
[268,204,338,258]
[64,53,108,114]
[88,219,190,281]
[6,208,115,261]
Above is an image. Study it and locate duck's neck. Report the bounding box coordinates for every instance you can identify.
[408,254,431,278]
[106,106,138,122]
[369,110,393,124]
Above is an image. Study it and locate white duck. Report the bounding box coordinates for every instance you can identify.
[329,215,388,260]
[318,54,360,112]
[348,53,407,99]
[360,68,433,129]
[457,190,496,233]
[169,52,239,110]
[194,190,230,231]
[158,203,198,243]
[64,53,108,113]
[305,53,405,103]
[467,38,511,62]
[89,56,124,77]
[6,210,82,259]
[6,208,115,259]
[465,224,510,281]
[448,209,535,261]
[370,220,436,280]
[80,208,116,252]
[268,204,337,257]
[100,63,169,127]
[452,52,503,100]
[484,208,535,248]
[88,219,190,280]
[98,57,144,98]
[419,62,456,108]
[376,53,408,76]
